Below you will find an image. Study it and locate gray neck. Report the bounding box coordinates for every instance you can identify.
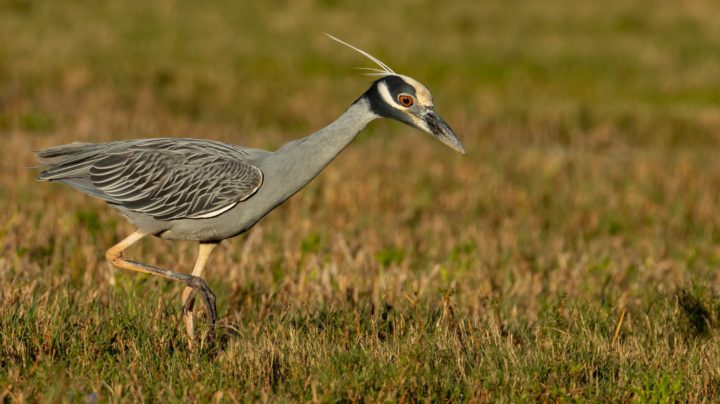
[267,97,378,200]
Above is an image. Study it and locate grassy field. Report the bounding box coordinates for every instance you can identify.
[2,0,720,401]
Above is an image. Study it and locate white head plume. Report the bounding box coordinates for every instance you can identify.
[325,33,396,76]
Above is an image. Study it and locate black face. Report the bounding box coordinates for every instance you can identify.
[361,75,418,118]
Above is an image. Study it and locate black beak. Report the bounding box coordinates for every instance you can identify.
[423,110,465,154]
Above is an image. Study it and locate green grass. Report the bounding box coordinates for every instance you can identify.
[2,0,720,400]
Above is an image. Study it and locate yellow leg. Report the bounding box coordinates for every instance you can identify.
[106,231,219,339]
[181,242,218,341]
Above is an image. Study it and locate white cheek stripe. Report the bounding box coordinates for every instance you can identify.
[379,76,434,113]
[377,81,397,108]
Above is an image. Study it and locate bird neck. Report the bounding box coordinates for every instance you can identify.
[279,97,377,155]
[273,97,378,186]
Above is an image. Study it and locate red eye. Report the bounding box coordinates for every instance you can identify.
[398,95,414,107]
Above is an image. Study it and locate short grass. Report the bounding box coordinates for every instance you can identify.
[2,0,720,401]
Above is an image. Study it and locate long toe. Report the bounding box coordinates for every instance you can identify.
[182,290,197,315]
[187,276,217,331]
[182,289,198,342]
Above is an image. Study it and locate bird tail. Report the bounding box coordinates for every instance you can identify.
[35,141,117,200]
[35,142,108,181]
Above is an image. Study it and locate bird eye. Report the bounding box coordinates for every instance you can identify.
[398,95,414,107]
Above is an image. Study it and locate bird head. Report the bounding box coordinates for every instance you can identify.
[327,34,465,154]
[362,74,465,154]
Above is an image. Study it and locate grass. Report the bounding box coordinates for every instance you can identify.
[2,0,720,400]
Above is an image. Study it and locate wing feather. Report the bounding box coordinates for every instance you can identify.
[89,142,263,221]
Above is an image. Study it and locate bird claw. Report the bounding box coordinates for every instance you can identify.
[184,276,217,340]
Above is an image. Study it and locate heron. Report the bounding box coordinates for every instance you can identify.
[35,35,465,341]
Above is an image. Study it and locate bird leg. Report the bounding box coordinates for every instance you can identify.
[105,231,219,339]
[181,242,218,342]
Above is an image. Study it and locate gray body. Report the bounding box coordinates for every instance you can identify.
[38,99,378,241]
[135,99,375,241]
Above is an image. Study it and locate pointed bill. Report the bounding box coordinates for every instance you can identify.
[422,110,465,154]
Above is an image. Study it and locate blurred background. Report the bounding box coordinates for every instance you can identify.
[1,0,720,400]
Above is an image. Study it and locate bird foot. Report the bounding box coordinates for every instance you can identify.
[182,276,217,343]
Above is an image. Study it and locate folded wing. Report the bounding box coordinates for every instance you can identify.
[90,148,263,221]
[37,138,264,221]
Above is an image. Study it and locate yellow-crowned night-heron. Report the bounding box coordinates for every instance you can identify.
[36,35,465,341]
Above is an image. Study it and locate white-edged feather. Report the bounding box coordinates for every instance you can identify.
[192,202,238,219]
[325,34,395,75]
